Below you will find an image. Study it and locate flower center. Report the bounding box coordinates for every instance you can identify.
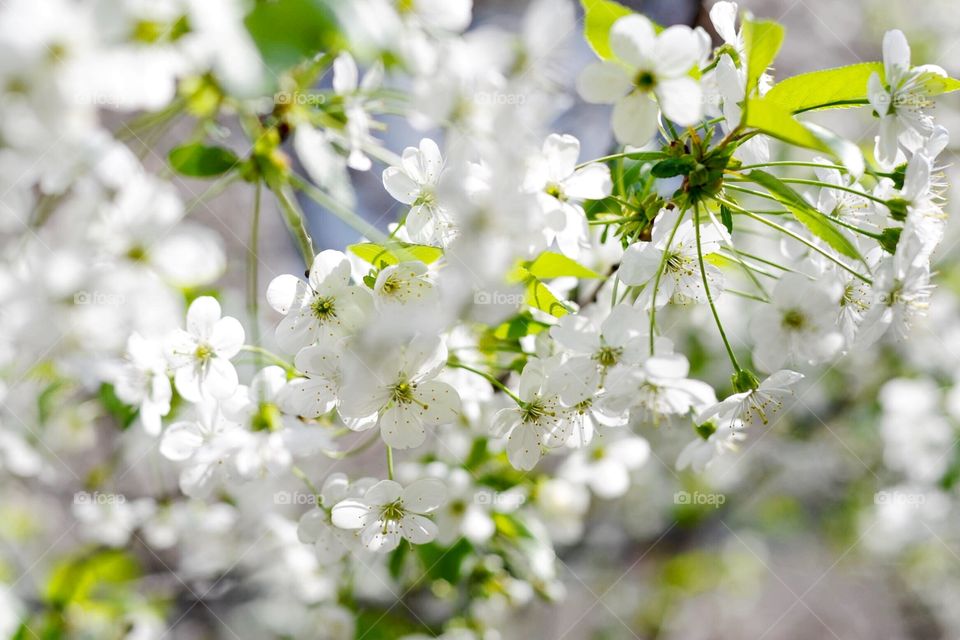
[194,343,214,362]
[594,345,622,368]
[634,70,656,92]
[521,399,554,424]
[311,295,337,320]
[781,309,807,330]
[545,182,566,201]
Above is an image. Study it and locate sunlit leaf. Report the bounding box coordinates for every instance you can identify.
[746,169,861,260]
[764,62,882,113]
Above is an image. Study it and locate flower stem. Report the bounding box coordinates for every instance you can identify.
[247,181,263,367]
[271,183,315,267]
[386,446,395,481]
[240,345,295,373]
[447,361,522,405]
[289,173,389,244]
[648,210,686,355]
[694,203,742,373]
[715,196,873,285]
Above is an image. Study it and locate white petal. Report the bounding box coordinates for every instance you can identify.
[400,513,438,544]
[563,164,612,201]
[297,509,329,543]
[266,275,307,314]
[542,133,580,181]
[364,479,404,506]
[383,166,420,204]
[186,296,221,340]
[402,477,448,513]
[331,499,370,530]
[309,250,351,291]
[656,76,703,127]
[379,403,427,450]
[577,61,632,104]
[332,52,358,94]
[610,14,656,67]
[159,421,203,461]
[653,25,701,77]
[204,358,239,399]
[507,424,542,471]
[612,93,659,146]
[209,317,244,358]
[883,29,910,77]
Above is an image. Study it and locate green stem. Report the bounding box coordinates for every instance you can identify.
[291,465,321,502]
[289,173,389,244]
[715,196,873,285]
[272,184,315,266]
[648,210,686,355]
[730,175,891,207]
[448,361,522,405]
[386,446,395,481]
[241,345,295,373]
[247,182,263,367]
[694,203,742,373]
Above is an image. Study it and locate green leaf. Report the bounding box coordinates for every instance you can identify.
[525,278,571,318]
[414,539,473,583]
[926,74,960,96]
[746,169,861,260]
[742,18,784,99]
[581,0,633,60]
[651,157,696,178]
[347,242,443,266]
[744,98,826,151]
[764,62,882,113]
[720,204,734,234]
[526,251,599,279]
[46,550,140,607]
[168,143,239,177]
[99,384,138,430]
[245,0,342,78]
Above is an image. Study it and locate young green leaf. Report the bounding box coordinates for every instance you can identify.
[527,251,600,279]
[746,169,861,260]
[347,242,443,266]
[651,157,696,178]
[581,0,633,60]
[720,203,734,234]
[742,18,784,99]
[764,62,882,113]
[744,98,826,151]
[168,143,239,177]
[245,0,343,79]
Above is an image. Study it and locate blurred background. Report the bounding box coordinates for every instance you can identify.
[7,1,960,638]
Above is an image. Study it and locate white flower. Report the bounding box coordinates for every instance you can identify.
[159,402,246,498]
[858,236,933,344]
[330,52,384,171]
[331,477,447,552]
[373,261,436,307]
[165,296,244,402]
[112,332,171,436]
[868,29,948,168]
[577,14,703,145]
[560,434,649,499]
[549,304,648,403]
[699,370,804,429]
[750,274,844,371]
[338,335,461,449]
[382,138,455,246]
[297,473,370,564]
[401,0,472,33]
[812,158,870,220]
[600,354,716,424]
[524,134,612,257]
[279,346,343,419]
[676,419,746,473]
[266,250,371,354]
[619,208,726,305]
[491,357,573,470]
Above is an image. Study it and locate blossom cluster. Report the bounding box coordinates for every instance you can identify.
[0,0,956,637]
